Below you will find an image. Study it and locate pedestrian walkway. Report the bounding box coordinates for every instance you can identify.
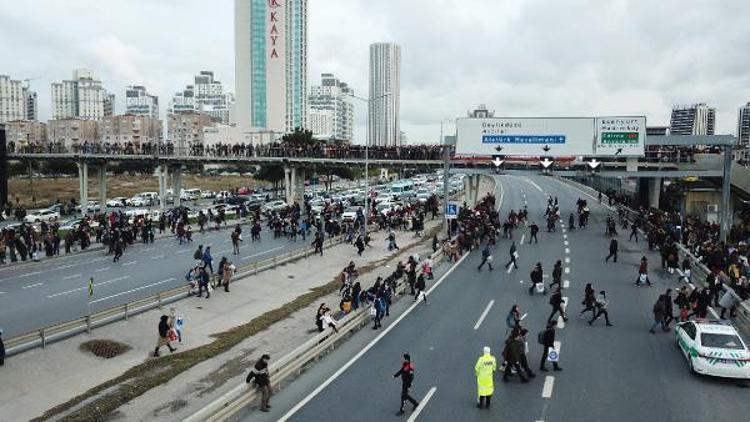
[0,222,442,421]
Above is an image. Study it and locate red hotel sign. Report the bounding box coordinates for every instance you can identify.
[268,0,282,59]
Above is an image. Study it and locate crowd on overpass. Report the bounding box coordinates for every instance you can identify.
[7,141,446,161]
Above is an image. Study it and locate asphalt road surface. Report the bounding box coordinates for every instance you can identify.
[235,174,750,422]
[0,221,307,337]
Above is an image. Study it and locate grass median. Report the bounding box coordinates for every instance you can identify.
[37,225,439,422]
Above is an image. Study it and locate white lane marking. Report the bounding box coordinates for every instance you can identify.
[151,254,166,260]
[526,178,544,193]
[564,267,570,274]
[563,234,568,239]
[564,241,569,246]
[0,291,4,295]
[48,287,84,298]
[277,253,470,422]
[554,341,562,355]
[122,261,138,266]
[95,266,111,272]
[563,280,570,289]
[506,265,513,274]
[242,245,285,260]
[175,249,191,254]
[407,386,437,422]
[474,300,495,330]
[143,247,156,252]
[565,248,570,254]
[520,280,524,284]
[63,273,82,280]
[542,376,555,398]
[22,282,44,289]
[47,275,131,298]
[18,271,43,278]
[562,297,568,310]
[90,277,175,304]
[520,234,526,245]
[58,264,76,269]
[564,257,570,264]
[216,248,233,254]
[557,316,565,329]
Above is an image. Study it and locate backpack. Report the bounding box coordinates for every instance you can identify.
[537,330,545,345]
[193,249,201,260]
[505,312,515,328]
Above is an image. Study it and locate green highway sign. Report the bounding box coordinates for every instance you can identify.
[601,132,640,144]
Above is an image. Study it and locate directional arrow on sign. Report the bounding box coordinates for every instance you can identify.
[540,158,554,169]
[492,158,504,167]
[542,145,551,153]
[494,145,504,152]
[587,158,601,169]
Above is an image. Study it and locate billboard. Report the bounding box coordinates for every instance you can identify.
[456,116,646,157]
[594,116,646,157]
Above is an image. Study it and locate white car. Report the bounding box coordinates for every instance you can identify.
[106,197,128,207]
[128,196,149,207]
[75,201,101,212]
[416,192,431,204]
[24,209,60,223]
[201,190,217,199]
[341,207,359,223]
[675,320,750,381]
[261,200,288,214]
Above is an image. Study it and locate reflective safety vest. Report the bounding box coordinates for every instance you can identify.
[474,353,497,397]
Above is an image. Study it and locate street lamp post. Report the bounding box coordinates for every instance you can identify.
[348,92,391,234]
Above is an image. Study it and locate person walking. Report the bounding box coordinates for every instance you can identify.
[550,260,562,290]
[313,232,324,256]
[197,266,210,299]
[649,295,669,334]
[231,230,242,255]
[394,353,419,416]
[475,346,497,409]
[245,354,272,412]
[222,261,235,293]
[529,222,539,244]
[588,291,613,326]
[505,241,518,270]
[153,315,176,357]
[629,222,639,242]
[414,274,427,304]
[636,256,652,286]
[478,244,494,271]
[579,283,596,318]
[605,238,618,263]
[547,288,568,323]
[529,262,544,295]
[539,320,562,372]
[503,328,535,382]
[202,246,214,274]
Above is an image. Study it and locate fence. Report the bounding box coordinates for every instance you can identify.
[186,246,448,422]
[556,175,750,330]
[4,236,344,356]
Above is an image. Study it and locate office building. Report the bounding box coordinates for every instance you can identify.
[234,0,308,134]
[0,75,27,123]
[47,118,100,148]
[100,114,162,147]
[51,69,115,120]
[125,86,159,119]
[5,120,47,146]
[308,73,354,142]
[168,112,215,151]
[24,89,37,121]
[669,103,715,136]
[646,126,669,137]
[737,102,750,147]
[468,104,495,118]
[169,71,234,124]
[368,42,401,147]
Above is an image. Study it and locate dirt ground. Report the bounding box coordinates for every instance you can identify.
[9,174,267,208]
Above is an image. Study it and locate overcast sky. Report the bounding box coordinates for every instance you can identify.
[2,0,749,143]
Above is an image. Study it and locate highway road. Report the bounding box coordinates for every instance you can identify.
[235,174,750,422]
[0,221,307,337]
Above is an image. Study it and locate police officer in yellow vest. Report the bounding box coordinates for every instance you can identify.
[475,346,497,409]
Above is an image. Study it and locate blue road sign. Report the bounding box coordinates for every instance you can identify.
[445,202,459,220]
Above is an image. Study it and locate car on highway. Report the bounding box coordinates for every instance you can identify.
[181,188,202,201]
[261,200,288,214]
[201,190,217,199]
[24,209,60,223]
[127,196,150,207]
[106,197,128,207]
[59,218,101,231]
[675,320,750,381]
[75,201,101,212]
[341,207,359,223]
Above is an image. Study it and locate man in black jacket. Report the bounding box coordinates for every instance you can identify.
[246,354,272,412]
[394,353,419,415]
[605,238,618,263]
[547,288,568,323]
[529,263,544,295]
[529,222,539,244]
[539,320,562,371]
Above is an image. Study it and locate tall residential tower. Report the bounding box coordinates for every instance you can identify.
[234,0,308,134]
[368,42,401,147]
[669,103,715,136]
[737,102,750,147]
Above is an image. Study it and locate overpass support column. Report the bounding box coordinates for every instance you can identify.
[77,162,88,215]
[158,165,168,211]
[720,146,733,242]
[284,167,292,203]
[97,164,107,212]
[173,165,183,205]
[295,168,306,217]
[474,174,481,203]
[648,177,662,209]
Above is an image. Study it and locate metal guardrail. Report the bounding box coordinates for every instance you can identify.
[4,236,345,356]
[557,176,750,327]
[186,246,447,422]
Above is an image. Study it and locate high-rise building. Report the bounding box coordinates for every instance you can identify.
[24,89,37,121]
[51,69,115,120]
[169,71,234,124]
[468,104,495,118]
[669,103,715,136]
[234,0,308,134]
[126,86,159,119]
[168,112,215,151]
[0,75,27,123]
[47,118,99,148]
[737,102,750,147]
[368,42,401,147]
[100,114,162,147]
[308,73,354,142]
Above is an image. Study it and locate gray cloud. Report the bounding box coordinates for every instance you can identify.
[2,0,749,144]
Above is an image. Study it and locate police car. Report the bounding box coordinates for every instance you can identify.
[675,320,750,380]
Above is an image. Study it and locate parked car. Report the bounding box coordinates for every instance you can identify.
[201,190,217,199]
[341,207,359,223]
[261,200,288,214]
[75,201,101,212]
[106,197,128,207]
[24,209,60,223]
